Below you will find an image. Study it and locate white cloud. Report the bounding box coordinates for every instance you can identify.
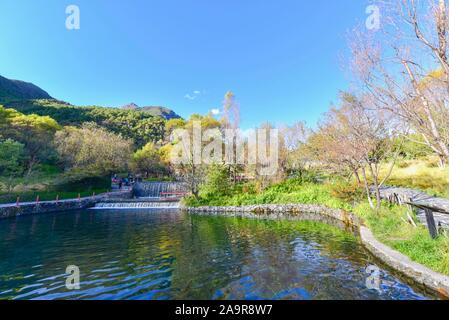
[210,108,220,115]
[184,90,202,100]
[184,94,196,100]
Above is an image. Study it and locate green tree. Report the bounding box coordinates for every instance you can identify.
[10,113,60,175]
[132,142,168,178]
[0,139,25,193]
[54,123,133,181]
[170,114,222,198]
[165,118,186,141]
[201,164,232,198]
[0,105,61,175]
[5,100,167,147]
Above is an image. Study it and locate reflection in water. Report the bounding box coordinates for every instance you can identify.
[0,209,433,300]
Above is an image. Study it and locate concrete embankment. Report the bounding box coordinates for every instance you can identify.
[0,190,132,220]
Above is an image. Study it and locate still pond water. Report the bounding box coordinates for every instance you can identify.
[0,209,435,300]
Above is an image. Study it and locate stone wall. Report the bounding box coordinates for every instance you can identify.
[0,190,132,220]
[360,226,449,297]
[183,204,362,227]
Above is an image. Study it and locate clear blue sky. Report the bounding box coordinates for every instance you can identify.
[0,0,371,128]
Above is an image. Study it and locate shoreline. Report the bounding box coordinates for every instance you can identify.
[0,190,133,220]
[183,204,449,298]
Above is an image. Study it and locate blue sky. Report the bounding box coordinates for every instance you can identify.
[0,0,371,128]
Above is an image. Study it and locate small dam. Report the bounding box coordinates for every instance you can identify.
[93,182,187,210]
[133,182,187,199]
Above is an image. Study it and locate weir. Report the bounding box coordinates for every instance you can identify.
[94,201,180,209]
[92,182,188,210]
[133,182,187,199]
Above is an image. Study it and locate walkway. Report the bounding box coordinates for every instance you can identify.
[0,190,132,209]
[378,186,449,229]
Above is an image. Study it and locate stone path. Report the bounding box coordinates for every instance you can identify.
[378,186,449,229]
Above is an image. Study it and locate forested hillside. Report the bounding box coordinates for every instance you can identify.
[0,75,52,102]
[0,75,182,147]
[4,99,166,147]
[0,75,183,201]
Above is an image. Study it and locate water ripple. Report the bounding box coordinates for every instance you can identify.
[0,209,435,300]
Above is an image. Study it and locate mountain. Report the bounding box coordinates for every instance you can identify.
[121,103,181,120]
[0,75,52,103]
[0,75,182,121]
[0,75,181,146]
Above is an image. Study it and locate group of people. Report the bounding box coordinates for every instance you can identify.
[112,174,140,190]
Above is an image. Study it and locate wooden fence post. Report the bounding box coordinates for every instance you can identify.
[424,208,438,239]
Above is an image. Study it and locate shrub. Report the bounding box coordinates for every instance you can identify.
[396,160,411,169]
[289,169,322,184]
[201,164,233,198]
[329,180,364,203]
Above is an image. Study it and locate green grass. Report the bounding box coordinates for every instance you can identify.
[184,179,352,210]
[376,158,449,197]
[354,202,449,276]
[0,165,111,204]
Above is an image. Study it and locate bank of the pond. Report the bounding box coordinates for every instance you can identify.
[0,209,432,300]
[0,190,132,219]
[183,204,449,298]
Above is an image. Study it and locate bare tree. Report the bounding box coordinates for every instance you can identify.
[221,91,243,184]
[221,91,240,131]
[309,93,399,210]
[279,121,311,178]
[349,0,449,166]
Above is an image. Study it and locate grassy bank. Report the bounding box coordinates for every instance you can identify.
[184,178,449,276]
[355,203,449,276]
[376,158,449,197]
[184,178,355,211]
[0,165,111,204]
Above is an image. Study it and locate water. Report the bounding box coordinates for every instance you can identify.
[0,209,435,300]
[133,182,186,198]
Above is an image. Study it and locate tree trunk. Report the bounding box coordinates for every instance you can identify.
[438,155,446,168]
[353,169,361,185]
[361,167,375,209]
[26,155,37,177]
[403,61,449,164]
[367,163,382,211]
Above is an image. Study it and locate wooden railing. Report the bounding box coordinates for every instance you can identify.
[385,192,448,239]
[404,202,447,239]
